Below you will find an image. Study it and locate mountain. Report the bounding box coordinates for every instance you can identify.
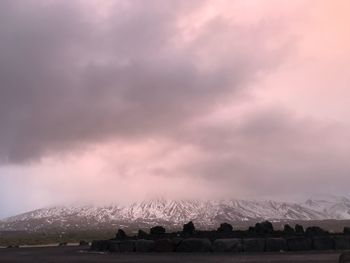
[304,195,350,219]
[1,197,350,232]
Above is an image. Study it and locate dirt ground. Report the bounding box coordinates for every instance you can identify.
[0,246,342,263]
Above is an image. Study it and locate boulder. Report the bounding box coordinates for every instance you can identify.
[176,238,212,252]
[154,239,175,252]
[334,236,350,250]
[344,227,350,235]
[108,241,120,253]
[91,240,110,251]
[150,226,166,235]
[212,239,242,252]
[340,252,350,263]
[242,238,265,252]
[172,237,183,247]
[118,240,135,252]
[217,223,233,233]
[135,239,155,252]
[287,237,312,251]
[312,236,334,250]
[265,238,288,252]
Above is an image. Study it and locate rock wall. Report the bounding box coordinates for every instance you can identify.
[91,235,350,253]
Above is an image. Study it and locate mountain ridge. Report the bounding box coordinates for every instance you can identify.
[1,197,350,232]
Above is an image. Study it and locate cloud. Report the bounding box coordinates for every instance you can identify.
[1,0,350,217]
[0,0,290,163]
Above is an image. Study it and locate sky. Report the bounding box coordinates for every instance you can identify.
[1,0,350,218]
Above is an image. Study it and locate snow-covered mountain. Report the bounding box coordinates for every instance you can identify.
[304,195,350,219]
[1,197,350,232]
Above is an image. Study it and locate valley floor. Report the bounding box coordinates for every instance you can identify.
[0,246,342,263]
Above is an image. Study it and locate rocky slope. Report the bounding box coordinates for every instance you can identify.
[2,197,350,232]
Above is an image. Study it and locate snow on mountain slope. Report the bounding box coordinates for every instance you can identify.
[304,195,350,219]
[2,197,345,232]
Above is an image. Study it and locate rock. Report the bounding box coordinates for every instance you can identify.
[312,236,334,250]
[287,237,312,251]
[176,238,212,252]
[340,252,350,263]
[91,240,110,251]
[344,227,350,235]
[108,241,120,253]
[212,239,242,252]
[334,236,350,250]
[135,239,155,252]
[119,240,135,252]
[183,221,195,235]
[217,223,233,233]
[265,238,288,252]
[116,229,127,240]
[79,240,89,246]
[242,238,265,252]
[150,226,166,235]
[154,239,175,252]
[295,224,305,234]
[172,237,183,247]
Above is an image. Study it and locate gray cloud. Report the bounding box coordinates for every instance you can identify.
[0,0,289,163]
[175,108,350,197]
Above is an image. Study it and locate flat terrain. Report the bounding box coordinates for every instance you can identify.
[0,246,342,263]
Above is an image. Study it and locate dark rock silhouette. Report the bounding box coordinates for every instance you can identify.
[176,238,212,252]
[265,238,288,252]
[212,238,242,252]
[183,221,195,235]
[154,239,175,252]
[109,241,120,252]
[90,220,350,254]
[135,239,155,252]
[91,240,110,251]
[312,236,334,250]
[150,226,166,235]
[287,237,312,251]
[217,223,233,233]
[334,236,350,250]
[119,240,135,252]
[242,238,265,252]
[116,229,127,240]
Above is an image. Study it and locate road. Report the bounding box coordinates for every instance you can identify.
[0,246,342,263]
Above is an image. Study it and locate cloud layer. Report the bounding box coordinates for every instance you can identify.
[1,0,350,217]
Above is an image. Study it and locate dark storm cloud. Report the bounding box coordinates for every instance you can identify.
[0,0,288,162]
